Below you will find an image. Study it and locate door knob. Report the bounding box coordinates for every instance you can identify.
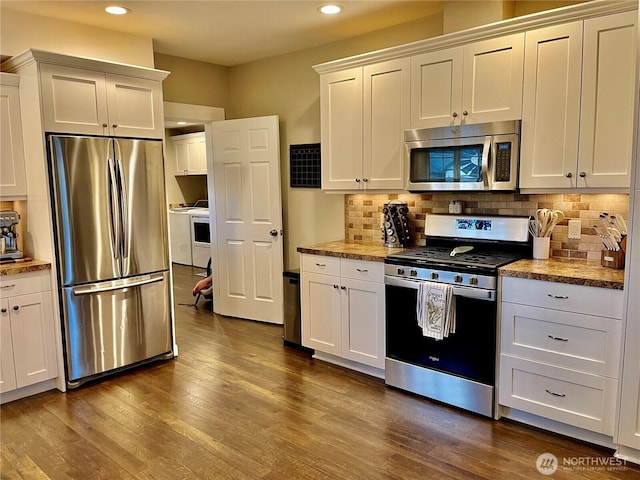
[269,229,278,237]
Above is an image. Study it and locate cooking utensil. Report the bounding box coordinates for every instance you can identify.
[450,245,474,257]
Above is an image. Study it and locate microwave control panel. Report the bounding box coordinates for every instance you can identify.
[494,142,512,182]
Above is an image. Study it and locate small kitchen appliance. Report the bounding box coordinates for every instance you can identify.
[381,200,410,248]
[384,214,531,417]
[0,210,24,260]
[405,120,520,192]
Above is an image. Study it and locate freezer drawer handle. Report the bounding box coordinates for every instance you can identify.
[547,294,569,299]
[547,334,569,342]
[72,274,163,296]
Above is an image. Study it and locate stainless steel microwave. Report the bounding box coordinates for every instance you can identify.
[405,120,520,192]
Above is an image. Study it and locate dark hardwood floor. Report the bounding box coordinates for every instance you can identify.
[1,264,638,479]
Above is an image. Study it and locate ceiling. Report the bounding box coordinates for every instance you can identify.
[1,1,444,66]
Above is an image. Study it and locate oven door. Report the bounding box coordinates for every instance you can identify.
[384,275,497,385]
[190,215,210,245]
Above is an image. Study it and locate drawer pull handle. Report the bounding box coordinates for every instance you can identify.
[547,294,569,299]
[545,389,566,398]
[356,268,368,273]
[0,284,16,289]
[315,263,326,268]
[547,335,569,342]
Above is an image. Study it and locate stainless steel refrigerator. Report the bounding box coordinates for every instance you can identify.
[48,135,174,387]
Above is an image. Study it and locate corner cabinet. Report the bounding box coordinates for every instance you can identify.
[520,11,637,190]
[499,277,623,437]
[319,58,410,191]
[0,73,27,198]
[171,132,207,175]
[0,270,58,400]
[300,254,385,377]
[39,62,165,138]
[410,34,524,129]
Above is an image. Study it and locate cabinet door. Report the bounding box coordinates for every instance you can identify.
[520,22,583,189]
[577,11,637,189]
[461,33,524,124]
[320,68,363,190]
[410,47,463,129]
[39,63,109,135]
[174,139,189,175]
[341,277,385,368]
[363,58,410,190]
[187,134,207,174]
[301,272,342,355]
[0,298,17,393]
[105,74,164,139]
[9,292,57,388]
[0,81,27,197]
[169,212,192,265]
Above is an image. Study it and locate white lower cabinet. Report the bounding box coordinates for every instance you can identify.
[0,271,58,398]
[499,276,623,437]
[301,254,385,375]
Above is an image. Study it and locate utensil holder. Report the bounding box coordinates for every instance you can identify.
[601,249,625,269]
[532,237,550,260]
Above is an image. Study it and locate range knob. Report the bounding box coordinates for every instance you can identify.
[430,272,439,280]
[454,275,463,283]
[409,269,418,277]
[396,268,405,275]
[469,277,478,286]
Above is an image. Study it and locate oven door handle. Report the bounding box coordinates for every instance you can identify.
[384,276,495,301]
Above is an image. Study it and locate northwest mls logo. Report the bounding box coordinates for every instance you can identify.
[536,453,559,475]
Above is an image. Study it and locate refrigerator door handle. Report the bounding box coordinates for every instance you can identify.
[114,141,129,261]
[72,273,164,296]
[107,153,121,263]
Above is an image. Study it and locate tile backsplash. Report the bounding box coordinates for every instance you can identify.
[345,193,630,261]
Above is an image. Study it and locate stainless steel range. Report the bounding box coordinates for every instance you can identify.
[384,214,531,417]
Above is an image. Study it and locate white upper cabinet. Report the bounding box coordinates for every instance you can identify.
[321,59,409,191]
[171,132,207,175]
[363,58,410,190]
[411,34,524,129]
[520,11,637,190]
[39,63,165,138]
[0,73,27,198]
[519,21,583,189]
[578,12,637,189]
[320,67,363,190]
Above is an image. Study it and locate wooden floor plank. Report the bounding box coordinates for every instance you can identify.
[1,264,639,479]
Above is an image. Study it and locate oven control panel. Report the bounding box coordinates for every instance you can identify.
[384,264,496,290]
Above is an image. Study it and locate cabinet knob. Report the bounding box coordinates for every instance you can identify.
[333,284,339,289]
[12,305,19,311]
[112,124,118,129]
[462,110,468,116]
[0,308,7,314]
[565,172,573,178]
[102,123,108,128]
[452,112,458,118]
[579,171,586,178]
[362,178,368,183]
[355,178,361,183]
[340,286,346,290]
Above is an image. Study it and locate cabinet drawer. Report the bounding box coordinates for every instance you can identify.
[0,271,52,298]
[301,254,341,276]
[501,302,621,377]
[501,277,623,319]
[499,355,617,435]
[340,258,383,282]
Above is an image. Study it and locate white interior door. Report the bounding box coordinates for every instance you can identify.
[208,116,284,324]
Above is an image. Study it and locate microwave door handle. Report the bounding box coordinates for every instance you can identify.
[482,136,491,189]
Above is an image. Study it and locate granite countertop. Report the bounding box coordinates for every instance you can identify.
[0,259,52,276]
[297,240,413,262]
[499,258,625,290]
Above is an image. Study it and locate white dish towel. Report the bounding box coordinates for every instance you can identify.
[417,281,456,341]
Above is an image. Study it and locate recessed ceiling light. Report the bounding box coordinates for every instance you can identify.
[319,5,343,15]
[105,6,130,15]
